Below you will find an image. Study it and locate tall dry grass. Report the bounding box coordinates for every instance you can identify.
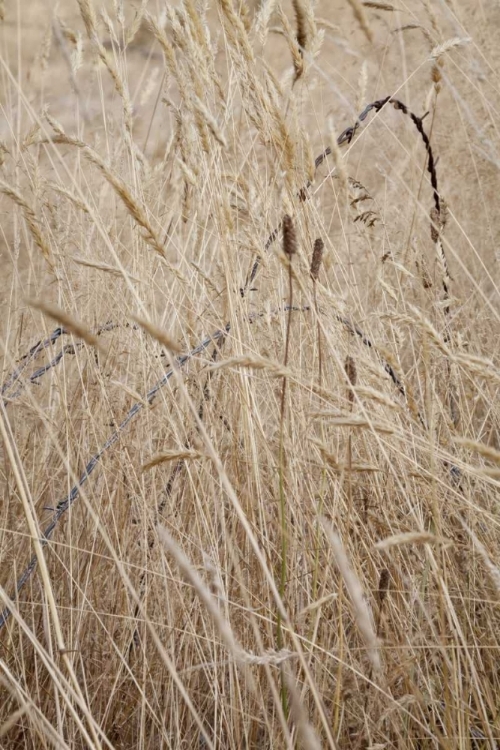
[0,0,499,747]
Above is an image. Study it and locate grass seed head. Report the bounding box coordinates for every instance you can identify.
[282,214,297,257]
[377,568,390,606]
[345,356,357,404]
[310,237,324,282]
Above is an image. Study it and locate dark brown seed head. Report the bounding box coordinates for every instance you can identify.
[377,568,390,606]
[310,237,324,282]
[283,214,297,257]
[345,357,358,404]
[345,355,357,404]
[345,356,357,386]
[430,206,440,243]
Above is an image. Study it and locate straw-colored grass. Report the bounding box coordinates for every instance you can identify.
[0,0,499,747]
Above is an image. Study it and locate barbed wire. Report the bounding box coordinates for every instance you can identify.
[0,96,443,631]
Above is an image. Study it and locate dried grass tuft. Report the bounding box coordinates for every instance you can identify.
[131,315,183,353]
[27,299,103,352]
[142,450,205,471]
[322,521,381,673]
[346,0,373,43]
[0,182,54,270]
[430,36,471,61]
[1,3,499,748]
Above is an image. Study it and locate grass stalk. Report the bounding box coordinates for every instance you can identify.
[276,214,297,717]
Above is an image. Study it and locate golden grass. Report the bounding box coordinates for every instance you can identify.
[0,0,499,747]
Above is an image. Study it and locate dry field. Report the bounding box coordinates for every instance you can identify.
[0,0,499,747]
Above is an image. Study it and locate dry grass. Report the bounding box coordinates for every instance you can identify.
[0,0,500,747]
